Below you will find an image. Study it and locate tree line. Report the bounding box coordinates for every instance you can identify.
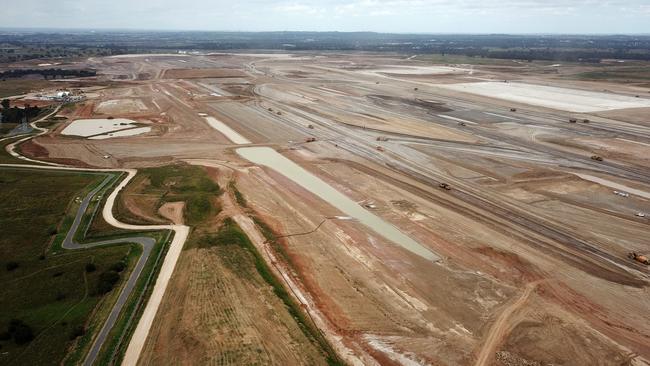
[0,68,96,80]
[1,99,42,124]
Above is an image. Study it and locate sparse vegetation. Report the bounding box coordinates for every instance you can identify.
[198,217,344,366]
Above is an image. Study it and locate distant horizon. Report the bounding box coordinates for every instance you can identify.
[1,27,650,37]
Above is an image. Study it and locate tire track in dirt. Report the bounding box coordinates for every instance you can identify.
[474,281,541,366]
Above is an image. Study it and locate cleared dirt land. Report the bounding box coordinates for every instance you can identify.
[7,52,650,366]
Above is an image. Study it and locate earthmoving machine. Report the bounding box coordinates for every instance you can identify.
[628,252,650,265]
[305,137,316,143]
[438,183,451,190]
[376,146,385,152]
[458,122,467,126]
[376,136,388,141]
[569,118,577,123]
[591,155,603,161]
[510,108,517,112]
[308,124,314,129]
[582,119,590,123]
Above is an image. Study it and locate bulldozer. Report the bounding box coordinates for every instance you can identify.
[628,252,650,265]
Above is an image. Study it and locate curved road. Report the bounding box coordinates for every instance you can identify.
[1,109,189,365]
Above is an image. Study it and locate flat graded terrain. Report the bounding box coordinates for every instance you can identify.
[5,51,650,365]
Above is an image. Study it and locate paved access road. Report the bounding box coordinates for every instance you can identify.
[1,108,189,366]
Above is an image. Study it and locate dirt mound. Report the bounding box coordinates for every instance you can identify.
[163,68,246,79]
[367,94,453,113]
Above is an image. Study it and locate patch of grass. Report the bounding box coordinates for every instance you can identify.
[0,135,33,164]
[198,217,344,366]
[0,167,171,366]
[114,164,221,226]
[569,67,650,83]
[0,168,134,366]
[229,181,247,207]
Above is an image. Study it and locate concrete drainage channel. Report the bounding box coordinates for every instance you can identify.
[0,111,190,366]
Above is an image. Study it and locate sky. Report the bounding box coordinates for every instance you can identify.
[1,0,649,34]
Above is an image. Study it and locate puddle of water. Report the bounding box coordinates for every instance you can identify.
[237,146,439,261]
[62,118,138,137]
[204,116,251,144]
[574,173,650,200]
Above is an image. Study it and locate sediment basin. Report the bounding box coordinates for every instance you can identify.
[237,146,439,261]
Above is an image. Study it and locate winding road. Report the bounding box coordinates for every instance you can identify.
[0,109,189,366]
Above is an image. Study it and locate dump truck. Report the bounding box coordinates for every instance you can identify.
[628,252,650,265]
[305,137,316,143]
[438,183,451,190]
[591,155,603,161]
[569,118,577,123]
[582,119,590,123]
[510,108,517,112]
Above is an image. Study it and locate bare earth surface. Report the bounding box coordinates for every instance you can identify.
[11,52,650,366]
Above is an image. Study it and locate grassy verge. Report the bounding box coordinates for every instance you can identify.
[229,180,247,207]
[0,134,34,164]
[93,230,172,366]
[201,218,344,366]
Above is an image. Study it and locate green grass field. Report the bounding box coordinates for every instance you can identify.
[0,168,169,366]
[0,169,133,365]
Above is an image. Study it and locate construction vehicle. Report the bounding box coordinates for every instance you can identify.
[510,108,517,112]
[308,124,314,129]
[376,136,388,141]
[438,183,451,190]
[591,155,603,161]
[305,137,316,143]
[628,252,650,265]
[458,122,466,126]
[569,118,577,123]
[376,146,385,152]
[581,119,590,123]
[277,111,282,115]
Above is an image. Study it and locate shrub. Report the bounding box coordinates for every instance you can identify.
[8,319,33,345]
[46,226,57,236]
[5,261,19,271]
[109,261,126,273]
[69,326,85,340]
[0,331,10,341]
[96,271,120,294]
[85,263,96,273]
